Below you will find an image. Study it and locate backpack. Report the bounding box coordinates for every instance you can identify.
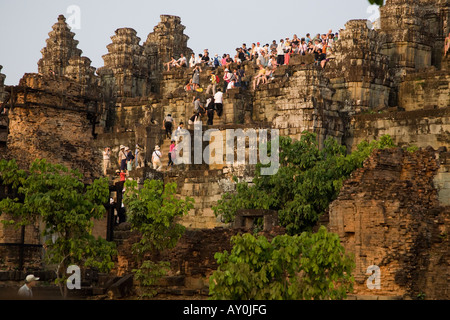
[216,75,220,83]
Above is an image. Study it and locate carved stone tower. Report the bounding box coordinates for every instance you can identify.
[37,15,83,77]
[143,15,194,92]
[98,28,150,98]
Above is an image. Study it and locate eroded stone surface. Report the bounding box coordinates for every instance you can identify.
[0,3,449,298]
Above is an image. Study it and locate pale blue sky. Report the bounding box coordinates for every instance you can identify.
[0,0,379,85]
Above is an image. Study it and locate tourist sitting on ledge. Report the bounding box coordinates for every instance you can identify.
[185,79,194,92]
[268,55,278,72]
[253,65,267,90]
[314,48,328,68]
[165,56,178,71]
[227,78,236,92]
[177,54,187,68]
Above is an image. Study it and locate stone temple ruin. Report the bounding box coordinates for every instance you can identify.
[0,0,449,299]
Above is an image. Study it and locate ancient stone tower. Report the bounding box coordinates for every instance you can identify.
[98,28,150,98]
[37,15,83,77]
[380,0,450,104]
[6,15,103,182]
[97,15,193,98]
[325,20,392,114]
[144,15,194,91]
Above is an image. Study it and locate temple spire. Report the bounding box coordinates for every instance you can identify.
[37,14,83,77]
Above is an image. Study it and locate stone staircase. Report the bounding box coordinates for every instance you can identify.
[156,275,209,298]
[159,136,172,171]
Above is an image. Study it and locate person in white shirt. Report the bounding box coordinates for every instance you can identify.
[222,69,233,92]
[189,53,196,68]
[177,54,187,67]
[299,39,308,55]
[17,274,39,299]
[255,42,264,56]
[165,56,178,71]
[173,122,185,143]
[152,145,163,171]
[195,54,203,66]
[214,89,224,117]
[227,79,235,91]
[277,39,285,65]
[314,39,323,50]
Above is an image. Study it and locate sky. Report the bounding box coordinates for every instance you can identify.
[0,0,379,85]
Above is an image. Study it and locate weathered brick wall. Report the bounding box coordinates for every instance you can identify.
[6,74,102,183]
[0,216,42,270]
[328,147,450,299]
[252,63,345,145]
[346,107,450,151]
[399,70,450,111]
[112,222,286,293]
[325,20,392,113]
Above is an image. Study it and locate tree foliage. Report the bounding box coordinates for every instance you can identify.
[0,159,117,297]
[213,133,396,235]
[122,179,194,298]
[368,0,384,6]
[209,226,355,300]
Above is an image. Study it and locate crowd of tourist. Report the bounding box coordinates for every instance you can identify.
[166,30,340,76]
[179,30,340,94]
[101,144,146,180]
[107,30,340,177]
[176,29,341,124]
[99,28,450,228]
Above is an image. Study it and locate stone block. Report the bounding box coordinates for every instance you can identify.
[107,274,134,299]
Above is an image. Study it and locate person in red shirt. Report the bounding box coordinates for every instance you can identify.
[116,170,127,182]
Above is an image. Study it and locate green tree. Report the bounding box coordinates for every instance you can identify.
[213,133,395,235]
[122,179,194,298]
[209,226,355,300]
[368,0,384,6]
[0,159,117,298]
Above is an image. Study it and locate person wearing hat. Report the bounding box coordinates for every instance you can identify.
[17,274,39,298]
[223,68,233,92]
[152,145,163,171]
[118,145,128,171]
[135,144,145,168]
[255,42,263,56]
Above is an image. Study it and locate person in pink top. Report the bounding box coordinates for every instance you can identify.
[168,140,176,168]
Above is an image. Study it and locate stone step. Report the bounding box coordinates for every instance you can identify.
[156,286,209,297]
